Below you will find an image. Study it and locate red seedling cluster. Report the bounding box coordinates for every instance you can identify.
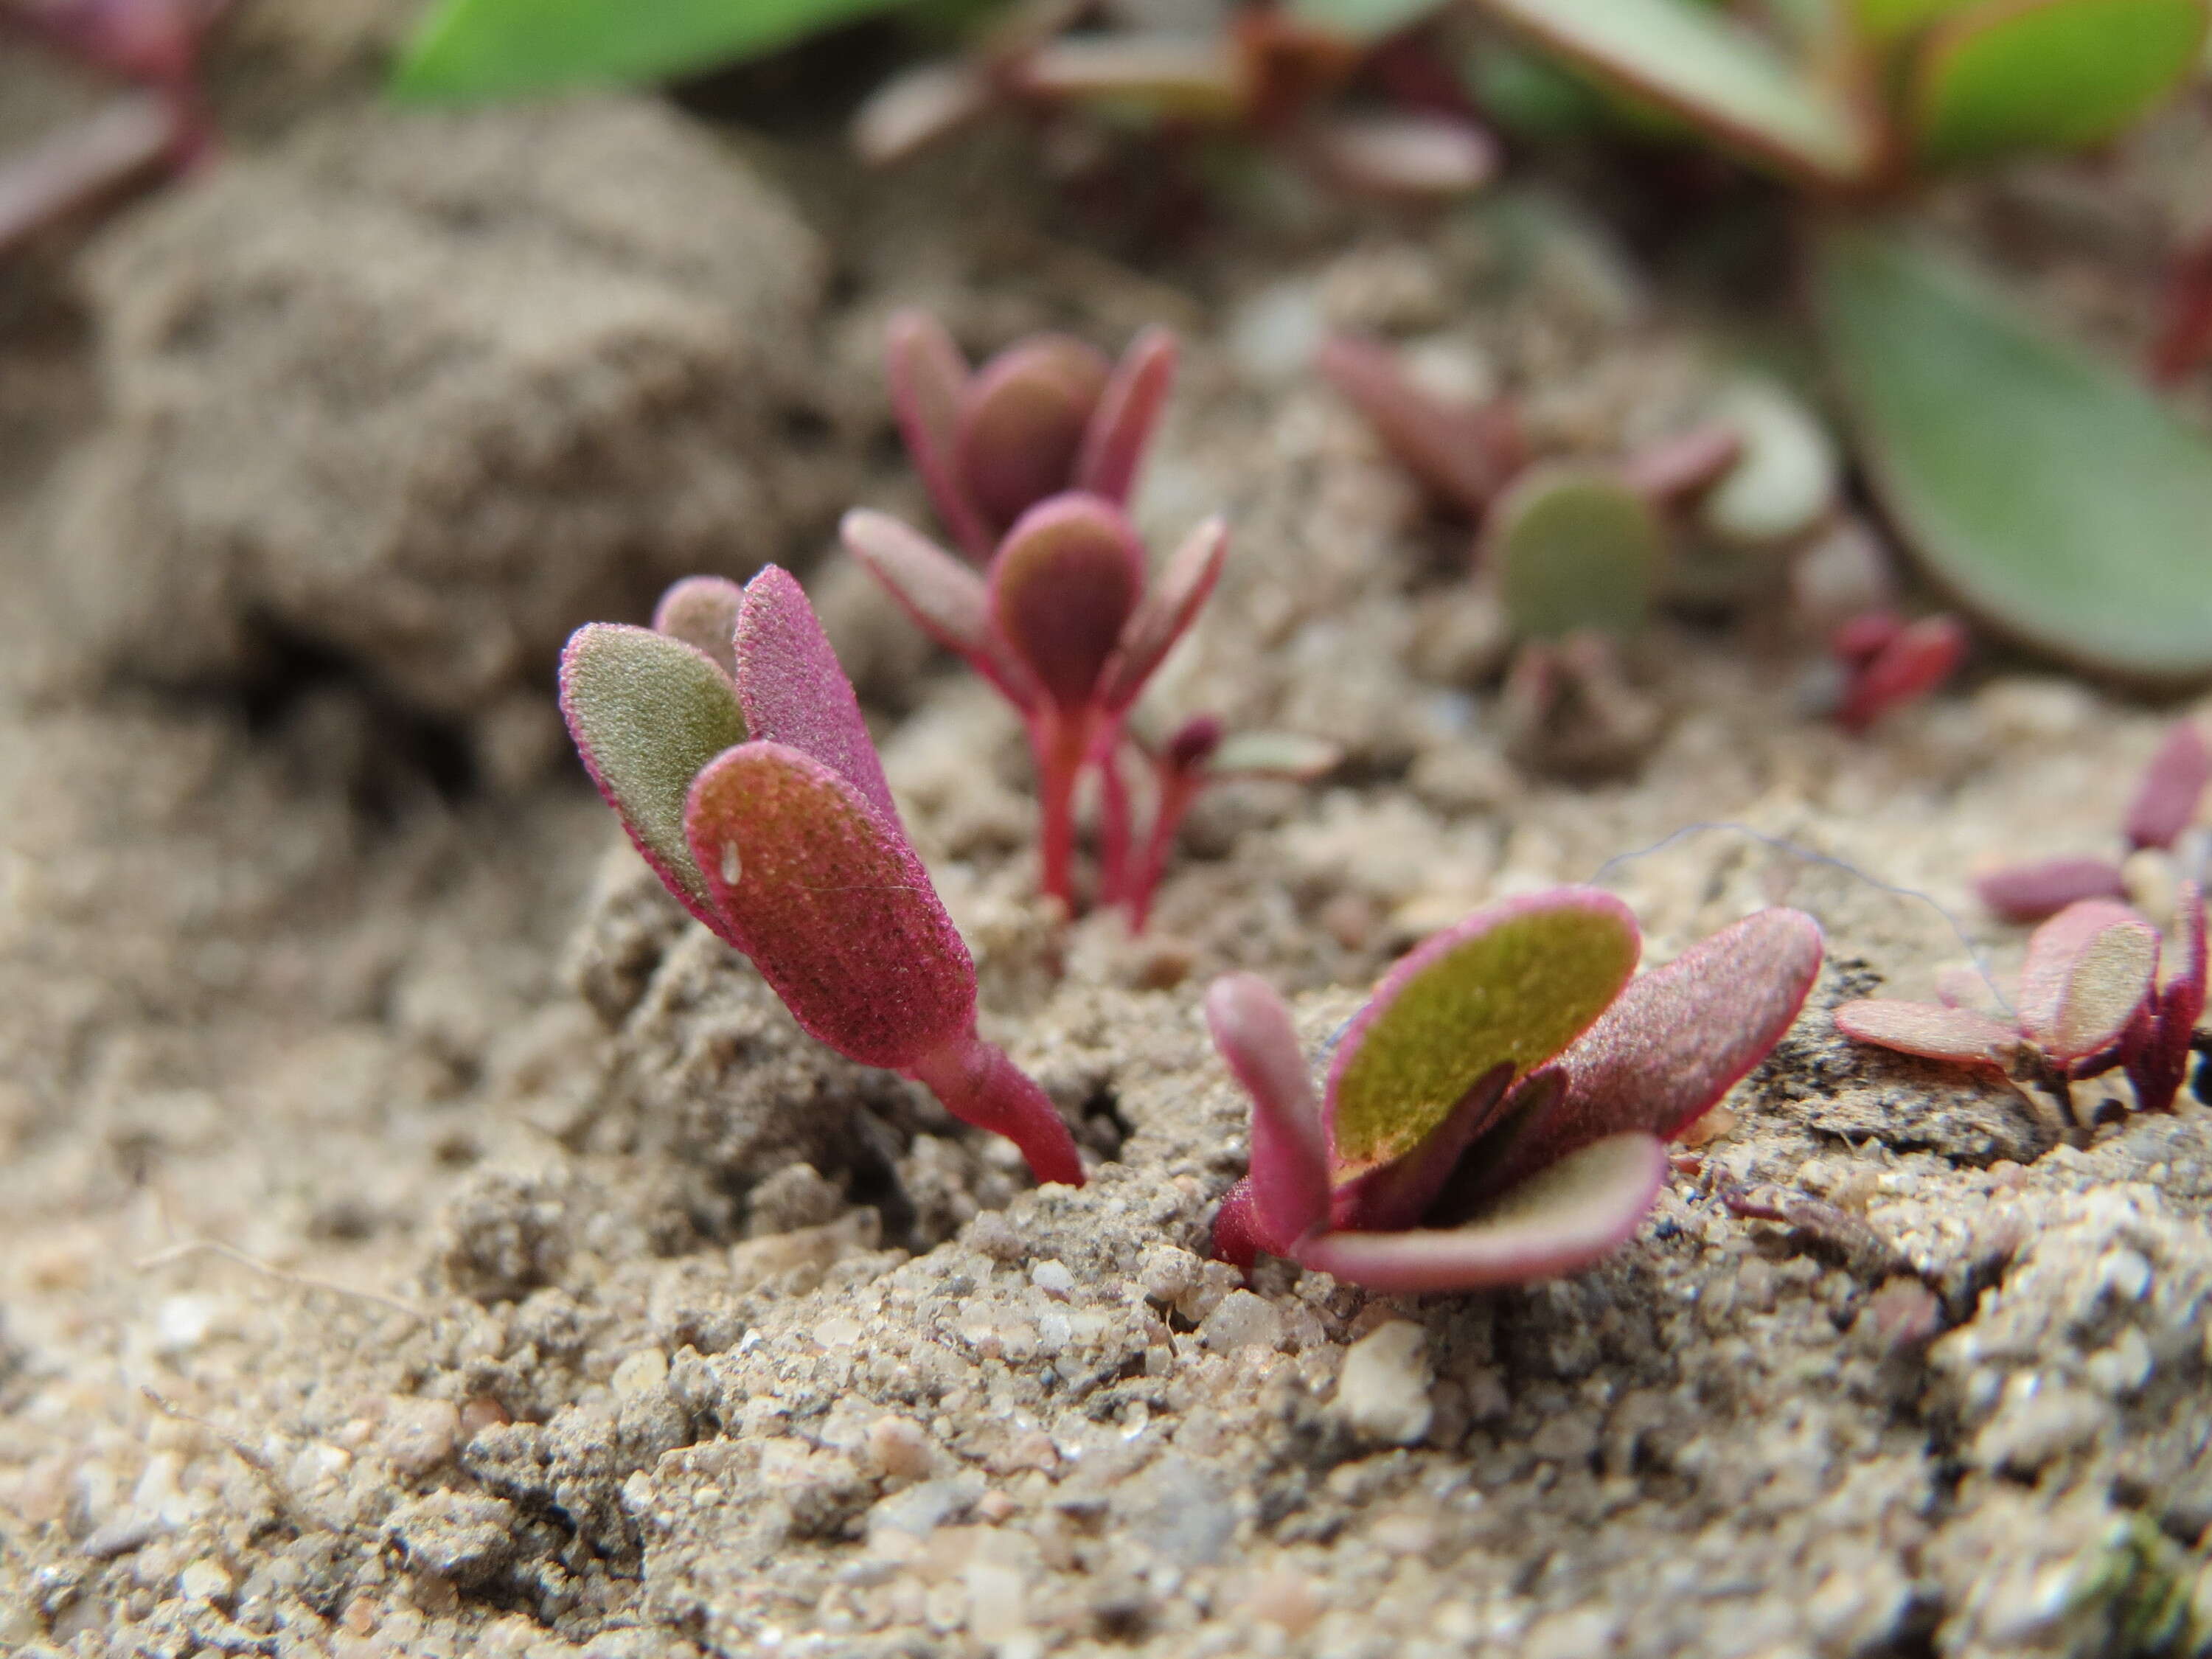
[1837,884,2206,1117]
[849,313,1335,927]
[1974,719,2209,922]
[561,566,1084,1188]
[1828,609,1969,734]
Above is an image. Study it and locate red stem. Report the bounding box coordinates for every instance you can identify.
[1096,739,1133,908]
[1124,763,1206,934]
[907,1029,1085,1187]
[1029,706,1093,910]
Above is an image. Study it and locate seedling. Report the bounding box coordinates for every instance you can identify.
[0,0,222,254]
[884,312,1178,563]
[560,564,1085,1189]
[842,489,1236,922]
[1208,889,1823,1290]
[1975,719,2208,922]
[1827,608,1969,734]
[1835,886,2205,1117]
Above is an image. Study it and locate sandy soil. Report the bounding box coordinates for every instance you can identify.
[1,26,2210,1659]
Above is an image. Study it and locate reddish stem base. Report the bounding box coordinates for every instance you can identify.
[908,1029,1085,1188]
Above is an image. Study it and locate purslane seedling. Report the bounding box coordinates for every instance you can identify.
[1208,888,1823,1290]
[1836,884,2207,1119]
[1975,720,2208,922]
[560,565,1085,1189]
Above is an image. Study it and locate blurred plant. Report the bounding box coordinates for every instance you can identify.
[1824,608,1968,733]
[0,0,223,254]
[1975,718,2208,922]
[1835,884,2205,1117]
[560,564,1085,1187]
[1208,888,1823,1289]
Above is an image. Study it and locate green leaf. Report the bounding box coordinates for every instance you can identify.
[1852,0,1982,43]
[1816,226,2212,681]
[393,0,919,102]
[1326,888,1641,1178]
[559,624,747,913]
[1486,465,1666,640]
[1284,0,1453,43]
[1471,0,1880,185]
[1907,0,2208,167]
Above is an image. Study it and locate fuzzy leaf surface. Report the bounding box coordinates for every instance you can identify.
[841,509,1035,706]
[1975,856,2129,922]
[885,310,988,558]
[731,566,898,827]
[651,575,743,677]
[1325,888,1640,1180]
[1471,0,1879,185]
[990,495,1145,710]
[2125,720,2210,851]
[1206,975,1329,1253]
[1295,1133,1668,1292]
[559,624,745,925]
[958,337,1110,534]
[684,742,973,1071]
[1834,998,2020,1061]
[393,0,917,100]
[2017,899,2160,1062]
[1907,0,2207,167]
[1817,227,2212,681]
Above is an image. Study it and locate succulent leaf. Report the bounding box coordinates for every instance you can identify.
[1318,333,1517,514]
[1696,380,1838,546]
[990,494,1147,710]
[1907,0,2208,167]
[1205,975,1330,1253]
[2017,899,2160,1063]
[729,567,900,828]
[1975,857,2129,923]
[1295,1133,1669,1293]
[684,742,974,1071]
[1325,888,1641,1180]
[1208,731,1343,781]
[650,575,744,677]
[1076,327,1179,507]
[852,59,995,166]
[2125,721,2210,852]
[1304,111,1500,198]
[558,623,746,927]
[957,336,1112,535]
[1834,998,2020,1061]
[886,311,990,558]
[1486,465,1666,641]
[1012,34,1247,117]
[1816,226,2212,681]
[1470,0,1880,187]
[1099,515,1230,714]
[840,509,1037,709]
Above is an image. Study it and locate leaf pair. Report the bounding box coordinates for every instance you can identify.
[1835,884,2205,1112]
[560,567,1083,1187]
[1210,889,1824,1290]
[886,313,1178,563]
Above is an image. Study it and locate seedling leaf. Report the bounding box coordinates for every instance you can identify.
[1697,380,1837,546]
[393,0,917,100]
[731,567,899,827]
[841,509,1035,707]
[1907,0,2208,167]
[2017,899,2160,1063]
[958,336,1112,535]
[1296,1132,1669,1293]
[1470,0,1880,187]
[1208,731,1343,781]
[1834,998,2020,1061]
[1318,333,1518,514]
[1305,111,1500,198]
[990,495,1145,710]
[1326,888,1641,1178]
[1486,465,1665,641]
[1076,327,1178,507]
[886,310,990,559]
[1012,35,1246,118]
[1975,856,2129,923]
[1206,975,1329,1252]
[1099,515,1229,714]
[1816,226,2212,681]
[2124,720,2210,852]
[559,624,745,924]
[651,575,743,677]
[684,742,973,1071]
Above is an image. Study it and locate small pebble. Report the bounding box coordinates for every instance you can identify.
[1335,1320,1435,1446]
[1200,1290,1284,1354]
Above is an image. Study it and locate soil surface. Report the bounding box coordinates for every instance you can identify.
[3,18,2211,1659]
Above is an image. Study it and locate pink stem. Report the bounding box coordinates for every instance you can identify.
[907,1029,1085,1187]
[1124,765,1205,934]
[1096,740,1133,908]
[1029,706,1093,910]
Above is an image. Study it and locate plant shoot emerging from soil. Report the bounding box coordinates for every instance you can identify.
[560,566,1085,1187]
[1209,888,1823,1290]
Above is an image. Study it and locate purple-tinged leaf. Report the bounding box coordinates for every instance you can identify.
[1975,856,2129,923]
[907,1029,1085,1188]
[1318,333,1520,515]
[730,566,899,829]
[841,508,1039,710]
[1076,326,1178,507]
[1476,908,1823,1201]
[1834,999,2019,1063]
[2124,720,2209,852]
[1832,608,1903,670]
[0,92,173,256]
[1206,975,1329,1253]
[851,58,995,166]
[957,336,1112,535]
[1295,1133,1669,1293]
[1211,1178,1265,1273]
[2126,880,2205,1113]
[1837,613,1967,734]
[1619,421,1743,507]
[1164,714,1225,775]
[2017,899,2160,1065]
[989,494,1145,711]
[885,310,991,560]
[1304,110,1500,198]
[685,742,973,1071]
[1324,888,1640,1181]
[651,574,743,677]
[558,623,745,934]
[1099,515,1229,714]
